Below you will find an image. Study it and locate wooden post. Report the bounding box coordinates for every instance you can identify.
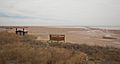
[16,28,18,34]
[23,28,24,36]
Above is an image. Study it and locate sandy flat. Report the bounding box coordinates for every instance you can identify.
[1,26,120,48]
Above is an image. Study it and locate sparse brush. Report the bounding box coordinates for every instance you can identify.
[0,32,88,64]
[20,35,37,42]
[0,31,20,45]
[0,32,120,64]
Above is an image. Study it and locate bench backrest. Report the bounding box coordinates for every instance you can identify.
[49,34,65,42]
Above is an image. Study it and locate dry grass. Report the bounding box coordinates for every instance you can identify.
[0,31,120,64]
[46,42,120,64]
[0,31,20,45]
[27,40,120,64]
[0,32,87,64]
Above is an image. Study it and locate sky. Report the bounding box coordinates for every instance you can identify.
[0,0,120,26]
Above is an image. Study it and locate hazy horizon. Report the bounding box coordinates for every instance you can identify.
[0,0,120,26]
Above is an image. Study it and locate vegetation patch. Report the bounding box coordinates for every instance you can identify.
[0,32,120,64]
[0,32,87,64]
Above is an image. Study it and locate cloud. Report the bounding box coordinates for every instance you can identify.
[0,0,120,26]
[0,12,33,19]
[0,10,71,21]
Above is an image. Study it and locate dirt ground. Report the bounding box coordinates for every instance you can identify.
[1,26,120,48]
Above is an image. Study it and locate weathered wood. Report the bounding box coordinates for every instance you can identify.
[49,34,65,42]
[15,28,28,36]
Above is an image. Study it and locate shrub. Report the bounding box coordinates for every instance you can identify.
[20,35,37,42]
[0,32,88,64]
[0,32,20,45]
[0,32,120,64]
[0,43,87,64]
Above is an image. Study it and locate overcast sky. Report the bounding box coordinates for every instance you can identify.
[0,0,120,26]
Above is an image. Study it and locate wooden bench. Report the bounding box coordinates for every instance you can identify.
[49,34,65,42]
[16,28,28,36]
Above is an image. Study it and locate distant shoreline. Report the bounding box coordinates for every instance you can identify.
[0,26,120,30]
